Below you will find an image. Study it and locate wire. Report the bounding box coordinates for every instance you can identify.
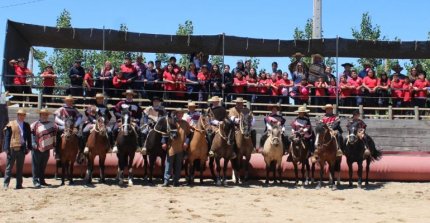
[0,0,46,9]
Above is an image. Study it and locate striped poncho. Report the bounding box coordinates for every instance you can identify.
[31,120,58,152]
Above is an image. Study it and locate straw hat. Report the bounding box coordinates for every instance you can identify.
[295,106,310,113]
[38,108,52,115]
[292,52,305,57]
[312,54,323,59]
[232,97,247,103]
[95,93,105,98]
[322,104,334,110]
[173,108,186,114]
[122,89,137,96]
[186,101,197,108]
[16,108,27,115]
[208,96,222,102]
[63,95,75,102]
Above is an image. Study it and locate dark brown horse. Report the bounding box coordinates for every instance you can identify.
[314,121,341,190]
[209,119,235,186]
[261,124,284,185]
[60,116,79,186]
[232,112,254,184]
[84,116,110,185]
[186,114,210,185]
[289,130,311,186]
[116,112,138,186]
[345,121,382,188]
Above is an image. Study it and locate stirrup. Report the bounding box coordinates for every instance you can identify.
[208,150,215,158]
[136,147,142,153]
[112,146,118,153]
[141,147,147,155]
[310,155,318,164]
[83,147,89,155]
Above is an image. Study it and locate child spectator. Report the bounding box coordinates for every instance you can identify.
[163,64,176,100]
[246,68,258,103]
[175,72,187,100]
[327,78,337,105]
[339,75,353,107]
[363,69,378,108]
[83,67,95,100]
[402,77,413,108]
[390,73,404,107]
[348,70,364,106]
[112,71,128,98]
[233,71,247,99]
[40,65,56,104]
[412,71,428,108]
[377,72,390,108]
[314,76,327,106]
[279,72,293,104]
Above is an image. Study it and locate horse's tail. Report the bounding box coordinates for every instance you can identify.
[368,136,383,161]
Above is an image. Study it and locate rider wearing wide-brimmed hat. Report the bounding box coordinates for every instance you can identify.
[320,104,343,158]
[141,96,167,154]
[259,103,288,152]
[227,97,256,153]
[288,52,309,75]
[289,106,315,159]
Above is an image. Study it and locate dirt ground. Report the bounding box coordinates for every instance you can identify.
[1,177,429,223]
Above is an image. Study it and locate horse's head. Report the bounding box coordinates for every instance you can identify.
[314,121,329,148]
[268,124,281,146]
[239,112,253,138]
[347,121,363,144]
[167,115,179,140]
[198,114,211,134]
[222,118,235,146]
[121,113,132,136]
[291,130,303,144]
[64,116,76,139]
[95,116,107,135]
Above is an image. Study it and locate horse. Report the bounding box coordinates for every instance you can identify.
[186,114,211,185]
[289,130,311,186]
[116,111,138,186]
[84,116,110,185]
[344,121,382,188]
[232,112,254,184]
[314,121,341,190]
[144,115,177,184]
[60,116,79,186]
[209,119,235,186]
[261,124,284,185]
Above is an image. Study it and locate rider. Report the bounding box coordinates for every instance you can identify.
[182,101,201,142]
[206,96,237,159]
[321,104,343,158]
[54,95,83,160]
[259,103,288,152]
[347,110,372,156]
[82,93,113,154]
[290,106,314,159]
[141,96,166,154]
[112,89,143,153]
[227,97,257,152]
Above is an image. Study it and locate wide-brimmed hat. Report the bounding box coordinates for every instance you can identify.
[151,96,163,102]
[38,108,52,115]
[122,89,137,96]
[322,104,334,110]
[16,108,27,115]
[63,95,75,102]
[341,63,353,67]
[186,102,197,108]
[232,97,247,103]
[208,96,223,102]
[292,52,305,57]
[95,93,105,98]
[295,106,310,113]
[173,108,186,114]
[268,103,281,110]
[391,63,404,71]
[312,54,323,59]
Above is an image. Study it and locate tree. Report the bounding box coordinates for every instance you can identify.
[210,55,223,67]
[176,20,194,68]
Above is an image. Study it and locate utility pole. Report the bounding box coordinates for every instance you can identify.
[312,0,322,39]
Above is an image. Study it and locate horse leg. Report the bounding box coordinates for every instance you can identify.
[142,155,148,181]
[199,160,205,185]
[293,162,299,186]
[85,157,92,185]
[348,161,353,187]
[330,163,336,190]
[311,162,316,185]
[277,160,282,184]
[316,162,323,189]
[161,155,167,183]
[188,160,194,186]
[128,153,135,186]
[209,157,217,183]
[69,161,75,185]
[272,161,277,184]
[61,162,66,186]
[118,154,125,186]
[304,160,310,186]
[365,158,370,186]
[357,160,363,189]
[148,155,156,184]
[215,158,222,186]
[336,158,341,187]
[301,161,306,186]
[99,156,106,183]
[244,156,250,183]
[222,158,228,186]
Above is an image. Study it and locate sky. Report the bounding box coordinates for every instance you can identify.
[0,0,429,75]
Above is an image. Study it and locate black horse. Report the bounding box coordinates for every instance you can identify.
[116,111,138,186]
[344,121,382,188]
[142,115,178,184]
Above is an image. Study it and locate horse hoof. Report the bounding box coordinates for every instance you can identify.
[348,183,353,188]
[332,185,337,191]
[118,180,124,186]
[99,178,105,184]
[60,182,65,186]
[68,181,74,186]
[304,180,309,186]
[316,184,321,190]
[128,179,134,186]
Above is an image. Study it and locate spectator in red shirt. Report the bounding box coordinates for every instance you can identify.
[83,67,95,101]
[390,73,404,107]
[97,61,115,97]
[314,76,327,106]
[233,71,247,100]
[112,72,129,98]
[348,70,364,106]
[164,56,180,74]
[120,56,137,89]
[292,77,311,105]
[256,72,270,108]
[246,68,258,103]
[412,71,428,108]
[339,75,353,107]
[268,73,280,104]
[197,64,210,102]
[326,78,337,105]
[363,69,378,108]
[279,72,293,104]
[8,58,33,106]
[402,77,413,108]
[163,64,176,101]
[175,72,187,100]
[40,64,56,104]
[377,72,391,108]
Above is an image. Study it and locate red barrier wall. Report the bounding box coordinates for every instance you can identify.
[1,152,430,181]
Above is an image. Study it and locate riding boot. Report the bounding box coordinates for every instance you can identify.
[82,131,90,155]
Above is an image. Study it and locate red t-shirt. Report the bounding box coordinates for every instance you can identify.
[41,71,55,87]
[363,76,378,89]
[233,77,247,94]
[112,76,127,88]
[268,79,280,96]
[391,79,404,99]
[339,82,352,98]
[413,79,429,98]
[84,73,94,87]
[327,84,336,99]
[246,76,258,93]
[164,64,180,74]
[403,83,412,102]
[197,72,208,81]
[348,77,363,95]
[278,79,292,95]
[13,64,30,85]
[258,79,269,94]
[175,76,186,97]
[120,64,136,74]
[297,84,311,101]
[163,71,176,91]
[314,81,326,96]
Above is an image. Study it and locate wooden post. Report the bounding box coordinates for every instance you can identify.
[333,104,338,115]
[359,105,364,119]
[414,106,419,120]
[37,91,43,109]
[388,105,393,120]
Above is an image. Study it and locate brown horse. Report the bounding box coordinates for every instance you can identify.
[209,119,235,186]
[314,121,341,190]
[84,116,110,185]
[60,116,79,186]
[186,114,210,185]
[116,112,138,186]
[232,112,254,184]
[262,124,284,185]
[289,130,311,186]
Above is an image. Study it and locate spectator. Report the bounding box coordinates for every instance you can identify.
[291,62,307,85]
[133,55,147,96]
[409,67,418,84]
[327,78,337,105]
[40,65,56,104]
[185,63,199,101]
[244,60,252,74]
[391,63,407,80]
[339,75,353,107]
[256,72,270,106]
[165,56,180,74]
[348,70,364,106]
[163,64,176,100]
[377,72,391,108]
[83,67,95,101]
[289,52,309,75]
[340,63,353,78]
[363,69,378,108]
[246,68,258,103]
[180,66,187,75]
[175,72,187,101]
[120,55,137,89]
[201,54,212,71]
[154,60,164,98]
[271,62,278,73]
[8,58,33,106]
[232,71,247,100]
[232,60,245,75]
[325,66,335,81]
[390,73,404,107]
[112,71,128,98]
[292,77,311,105]
[358,62,372,79]
[314,76,327,106]
[210,64,223,97]
[68,59,85,102]
[412,71,428,108]
[192,52,203,69]
[268,73,280,104]
[96,61,114,97]
[143,61,158,100]
[223,65,234,101]
[197,64,210,102]
[402,77,413,108]
[308,53,326,84]
[278,72,293,105]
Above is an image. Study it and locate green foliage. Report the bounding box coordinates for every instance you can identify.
[155,53,170,65]
[210,55,224,67]
[176,20,194,68]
